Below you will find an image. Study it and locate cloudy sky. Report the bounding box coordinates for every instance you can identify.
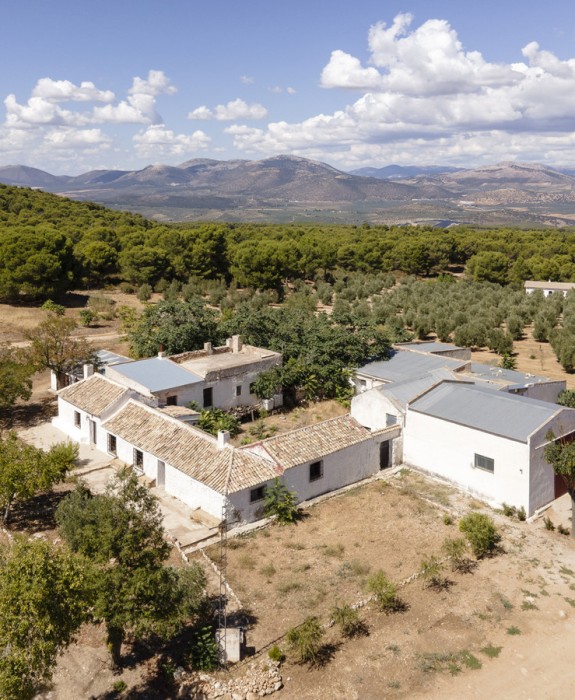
[2,0,575,174]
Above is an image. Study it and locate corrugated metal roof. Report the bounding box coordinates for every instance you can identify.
[102,401,277,494]
[359,351,466,383]
[248,415,372,469]
[96,349,132,367]
[58,374,128,416]
[465,363,550,387]
[409,381,563,442]
[397,342,463,354]
[111,357,202,392]
[378,369,456,409]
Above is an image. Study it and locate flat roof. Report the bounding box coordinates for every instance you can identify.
[112,357,202,392]
[378,369,455,409]
[524,280,575,291]
[397,342,464,354]
[96,349,132,367]
[409,381,562,442]
[359,351,466,383]
[464,363,551,388]
[179,345,280,377]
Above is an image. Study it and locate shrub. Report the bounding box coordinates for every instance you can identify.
[190,625,220,671]
[558,524,570,536]
[268,644,286,663]
[419,555,448,590]
[42,299,66,315]
[198,408,240,437]
[442,537,473,573]
[459,512,501,558]
[137,283,153,302]
[264,478,299,525]
[367,571,403,613]
[286,617,324,665]
[78,309,96,327]
[331,603,367,638]
[543,516,555,531]
[443,514,454,526]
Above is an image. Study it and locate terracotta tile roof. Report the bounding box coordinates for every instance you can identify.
[246,415,372,470]
[102,400,277,494]
[58,374,128,416]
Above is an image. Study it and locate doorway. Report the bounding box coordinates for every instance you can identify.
[157,460,165,487]
[379,440,391,469]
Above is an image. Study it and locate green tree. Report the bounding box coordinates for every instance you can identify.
[466,252,510,285]
[264,478,299,524]
[0,345,34,413]
[56,470,206,666]
[127,298,219,357]
[544,431,575,537]
[198,408,240,437]
[0,433,77,524]
[26,314,96,385]
[557,390,575,408]
[0,536,91,700]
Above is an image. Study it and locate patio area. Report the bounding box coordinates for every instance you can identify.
[17,422,220,550]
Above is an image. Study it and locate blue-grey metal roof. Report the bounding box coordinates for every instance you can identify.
[360,351,466,383]
[96,349,132,367]
[409,381,562,442]
[378,369,456,410]
[467,363,550,387]
[398,342,463,354]
[112,357,202,392]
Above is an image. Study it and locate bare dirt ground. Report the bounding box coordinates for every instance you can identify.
[191,472,575,700]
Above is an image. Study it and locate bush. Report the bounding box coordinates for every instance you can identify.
[442,536,473,573]
[419,555,447,590]
[264,478,299,525]
[286,617,324,665]
[459,512,501,558]
[366,571,403,613]
[42,299,66,315]
[543,516,555,531]
[331,603,367,638]
[190,625,220,671]
[198,408,240,437]
[137,283,153,303]
[78,309,96,327]
[268,644,286,663]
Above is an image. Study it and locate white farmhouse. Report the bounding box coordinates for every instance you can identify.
[524,280,575,297]
[403,381,575,516]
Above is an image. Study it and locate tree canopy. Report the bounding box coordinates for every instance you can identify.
[56,469,206,665]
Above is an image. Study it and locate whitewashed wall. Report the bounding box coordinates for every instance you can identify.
[163,464,225,519]
[351,390,402,431]
[403,410,531,512]
[521,381,566,404]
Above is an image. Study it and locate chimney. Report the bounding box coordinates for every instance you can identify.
[217,430,230,449]
[83,364,94,380]
[158,343,165,359]
[231,335,242,353]
[204,342,213,355]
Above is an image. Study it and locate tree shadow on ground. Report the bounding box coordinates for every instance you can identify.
[7,489,72,532]
[1,397,56,430]
[309,641,342,668]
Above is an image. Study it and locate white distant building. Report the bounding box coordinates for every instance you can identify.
[524,280,575,297]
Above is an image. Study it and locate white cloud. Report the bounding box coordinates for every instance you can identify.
[188,105,213,120]
[189,98,267,121]
[227,14,575,167]
[241,75,255,85]
[43,128,111,149]
[129,70,177,97]
[321,50,383,90]
[32,78,115,103]
[286,87,296,95]
[133,125,211,158]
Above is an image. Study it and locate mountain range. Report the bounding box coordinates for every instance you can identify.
[1,155,575,227]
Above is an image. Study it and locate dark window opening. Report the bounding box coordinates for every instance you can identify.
[236,385,242,397]
[166,395,177,406]
[380,440,391,469]
[309,460,323,482]
[108,434,117,455]
[474,453,494,473]
[203,387,213,408]
[74,411,81,428]
[133,448,144,472]
[250,485,265,503]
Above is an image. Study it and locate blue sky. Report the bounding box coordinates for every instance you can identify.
[2,0,575,174]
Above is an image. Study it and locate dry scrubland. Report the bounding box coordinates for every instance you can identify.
[195,472,575,700]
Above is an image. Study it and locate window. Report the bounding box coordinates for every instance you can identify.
[107,434,117,455]
[309,460,323,482]
[166,395,177,406]
[250,485,265,503]
[203,387,213,408]
[133,448,144,472]
[385,413,397,427]
[474,453,494,473]
[74,411,81,428]
[236,385,242,397]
